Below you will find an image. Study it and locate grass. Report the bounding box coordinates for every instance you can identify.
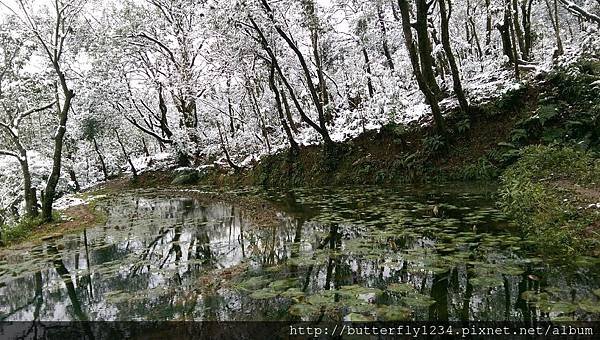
[498,145,600,256]
[0,198,108,247]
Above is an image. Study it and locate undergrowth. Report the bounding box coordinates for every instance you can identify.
[499,145,600,256]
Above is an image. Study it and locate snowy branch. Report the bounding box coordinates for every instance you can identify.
[558,0,600,25]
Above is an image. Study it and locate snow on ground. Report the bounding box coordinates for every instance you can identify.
[53,194,107,210]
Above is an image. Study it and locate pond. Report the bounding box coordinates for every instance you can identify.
[1,184,599,323]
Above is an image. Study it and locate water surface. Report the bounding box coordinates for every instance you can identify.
[1,184,599,323]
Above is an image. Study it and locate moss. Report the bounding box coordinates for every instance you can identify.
[0,198,108,248]
[499,145,600,256]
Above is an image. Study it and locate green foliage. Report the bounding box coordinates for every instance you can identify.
[495,84,528,113]
[0,210,64,246]
[457,157,498,180]
[499,145,600,255]
[502,145,600,184]
[422,135,445,154]
[81,116,105,141]
[1,216,44,245]
[547,59,600,104]
[171,170,200,185]
[455,118,471,134]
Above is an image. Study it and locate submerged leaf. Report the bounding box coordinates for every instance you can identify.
[289,303,320,317]
[250,288,278,300]
[469,276,503,288]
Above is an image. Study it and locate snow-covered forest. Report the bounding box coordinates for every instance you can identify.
[0,0,599,226]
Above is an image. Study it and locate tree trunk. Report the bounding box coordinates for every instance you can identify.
[92,137,109,181]
[249,14,333,148]
[216,122,240,172]
[377,3,395,70]
[415,0,442,99]
[279,85,299,134]
[521,0,534,60]
[506,0,521,79]
[269,61,300,156]
[398,0,447,139]
[249,85,271,153]
[258,0,334,148]
[512,0,526,59]
[20,158,38,218]
[546,0,564,57]
[68,169,81,192]
[115,129,137,178]
[362,47,375,98]
[157,87,173,139]
[439,0,469,114]
[485,0,493,48]
[497,11,515,64]
[41,76,74,222]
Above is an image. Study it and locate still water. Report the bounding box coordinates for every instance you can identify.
[1,185,599,322]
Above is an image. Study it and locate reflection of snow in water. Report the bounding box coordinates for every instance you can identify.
[0,187,599,323]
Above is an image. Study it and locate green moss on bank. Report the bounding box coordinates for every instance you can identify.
[0,202,106,247]
[499,146,600,256]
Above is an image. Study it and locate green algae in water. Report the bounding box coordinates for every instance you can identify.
[1,185,599,323]
[377,305,412,321]
[469,276,504,288]
[402,293,436,308]
[386,283,416,294]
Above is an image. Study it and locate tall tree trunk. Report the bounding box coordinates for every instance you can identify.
[415,0,442,99]
[279,84,299,134]
[506,0,521,79]
[304,0,333,124]
[42,70,74,222]
[546,0,564,57]
[485,0,493,48]
[469,17,484,59]
[439,0,469,114]
[512,0,526,58]
[398,0,447,139]
[362,47,375,98]
[377,3,395,70]
[249,85,272,153]
[249,14,333,148]
[115,129,137,178]
[497,11,515,64]
[269,61,300,156]
[521,0,534,60]
[92,137,109,181]
[216,121,240,172]
[258,0,334,148]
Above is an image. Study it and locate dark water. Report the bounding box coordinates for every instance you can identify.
[1,185,599,322]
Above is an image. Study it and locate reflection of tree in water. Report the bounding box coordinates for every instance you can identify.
[47,244,95,339]
[3,190,599,322]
